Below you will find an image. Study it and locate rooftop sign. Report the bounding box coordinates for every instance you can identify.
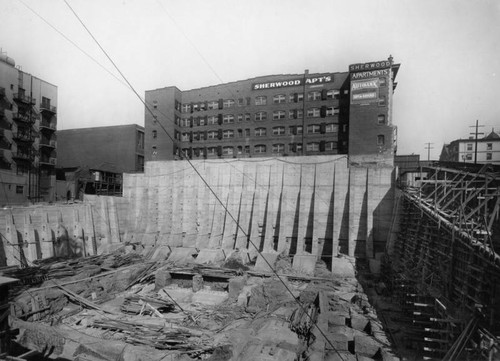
[349,60,391,72]
[252,75,334,90]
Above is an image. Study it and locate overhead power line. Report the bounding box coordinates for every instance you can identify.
[62,0,344,358]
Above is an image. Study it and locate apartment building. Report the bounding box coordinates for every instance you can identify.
[0,53,57,204]
[144,57,399,164]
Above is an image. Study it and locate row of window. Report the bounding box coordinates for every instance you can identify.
[175,107,340,127]
[463,153,494,160]
[176,90,342,113]
[466,143,494,151]
[174,123,341,141]
[177,141,339,157]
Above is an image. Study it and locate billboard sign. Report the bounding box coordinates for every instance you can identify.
[351,78,379,104]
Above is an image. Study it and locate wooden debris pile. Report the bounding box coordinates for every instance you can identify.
[120,294,176,316]
[92,318,217,354]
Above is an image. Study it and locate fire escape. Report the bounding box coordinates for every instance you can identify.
[39,98,57,197]
[0,86,13,170]
[12,86,37,199]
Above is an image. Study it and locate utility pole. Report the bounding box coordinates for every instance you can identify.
[425,142,434,161]
[469,120,484,164]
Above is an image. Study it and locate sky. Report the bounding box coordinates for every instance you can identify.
[1,0,499,160]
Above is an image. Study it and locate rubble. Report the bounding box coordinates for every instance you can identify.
[1,249,399,361]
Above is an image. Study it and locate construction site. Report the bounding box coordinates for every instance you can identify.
[0,156,498,361]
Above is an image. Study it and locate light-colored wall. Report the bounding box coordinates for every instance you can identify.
[0,155,395,269]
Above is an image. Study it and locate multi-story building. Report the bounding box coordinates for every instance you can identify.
[144,57,400,164]
[0,53,57,205]
[56,124,145,200]
[440,130,500,164]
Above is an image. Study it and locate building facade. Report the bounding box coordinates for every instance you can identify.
[144,57,399,163]
[56,124,145,200]
[0,53,57,205]
[440,131,500,164]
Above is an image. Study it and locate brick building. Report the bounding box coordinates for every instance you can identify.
[145,57,399,163]
[0,53,57,205]
[56,124,145,200]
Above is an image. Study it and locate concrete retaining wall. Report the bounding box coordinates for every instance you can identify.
[0,155,395,270]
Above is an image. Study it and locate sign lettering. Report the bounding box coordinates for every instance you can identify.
[252,75,333,90]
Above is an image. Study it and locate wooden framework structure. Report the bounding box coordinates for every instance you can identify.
[391,165,500,360]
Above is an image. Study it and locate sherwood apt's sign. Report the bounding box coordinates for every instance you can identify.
[252,75,333,90]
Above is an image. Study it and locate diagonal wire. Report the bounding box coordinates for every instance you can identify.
[62,0,344,358]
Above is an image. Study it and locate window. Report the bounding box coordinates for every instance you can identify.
[377,135,385,145]
[181,118,190,127]
[207,147,217,156]
[273,110,286,120]
[326,90,340,99]
[207,130,217,139]
[199,102,206,111]
[379,96,386,106]
[466,153,473,160]
[237,129,243,137]
[245,113,251,121]
[308,91,321,101]
[199,117,206,126]
[273,126,285,135]
[307,108,320,117]
[255,144,266,153]
[307,142,319,151]
[222,146,233,155]
[378,115,386,124]
[223,130,234,138]
[255,127,266,136]
[255,112,267,121]
[325,141,338,151]
[245,145,250,154]
[182,132,190,141]
[325,124,338,133]
[326,107,339,116]
[192,103,199,112]
[237,114,244,122]
[487,153,492,160]
[255,96,267,105]
[487,143,493,150]
[379,77,387,86]
[289,93,304,102]
[237,146,243,154]
[307,124,321,134]
[273,94,286,104]
[223,114,234,123]
[199,132,206,140]
[289,109,303,119]
[289,125,304,135]
[208,101,218,110]
[152,100,158,109]
[181,104,191,113]
[223,99,235,108]
[467,143,473,151]
[152,130,157,139]
[272,144,285,153]
[208,116,217,125]
[137,131,144,149]
[237,98,245,106]
[152,146,157,158]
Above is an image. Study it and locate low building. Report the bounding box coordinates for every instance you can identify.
[56,124,144,200]
[440,130,500,164]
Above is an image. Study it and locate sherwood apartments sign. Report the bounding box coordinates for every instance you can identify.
[252,75,333,90]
